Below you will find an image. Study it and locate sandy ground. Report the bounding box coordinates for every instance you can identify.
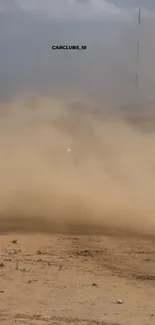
[0,233,154,325]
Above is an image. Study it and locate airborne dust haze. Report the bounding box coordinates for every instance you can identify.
[0,97,155,238]
[1,6,155,238]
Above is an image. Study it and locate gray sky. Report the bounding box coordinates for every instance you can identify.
[106,1,155,11]
[0,0,155,108]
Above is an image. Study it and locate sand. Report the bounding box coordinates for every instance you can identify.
[0,97,155,324]
[0,233,155,325]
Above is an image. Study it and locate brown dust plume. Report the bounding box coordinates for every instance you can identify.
[0,96,155,238]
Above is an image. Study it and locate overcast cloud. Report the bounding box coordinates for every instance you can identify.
[0,0,155,109]
[0,0,154,22]
[106,0,155,11]
[0,0,129,22]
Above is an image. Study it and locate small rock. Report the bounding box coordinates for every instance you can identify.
[12,239,17,244]
[0,262,4,268]
[112,300,124,304]
[92,283,98,287]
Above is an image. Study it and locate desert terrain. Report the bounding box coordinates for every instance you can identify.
[0,97,155,324]
[0,233,155,325]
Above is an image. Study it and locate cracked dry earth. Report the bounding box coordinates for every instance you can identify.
[0,234,155,325]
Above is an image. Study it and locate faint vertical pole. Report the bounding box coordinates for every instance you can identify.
[136,7,141,91]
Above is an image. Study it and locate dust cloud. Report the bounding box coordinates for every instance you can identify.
[0,96,155,238]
